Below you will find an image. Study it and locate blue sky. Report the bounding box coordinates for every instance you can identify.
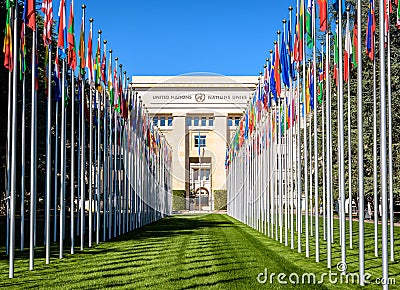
[52,0,298,76]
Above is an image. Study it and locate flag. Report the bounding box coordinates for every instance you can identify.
[42,0,53,46]
[280,31,290,88]
[67,0,77,70]
[3,0,13,71]
[87,23,93,82]
[108,55,113,103]
[101,50,106,84]
[334,25,339,87]
[305,0,313,48]
[310,64,314,111]
[397,0,400,29]
[54,51,61,102]
[19,23,26,80]
[270,52,277,102]
[294,1,304,62]
[366,0,375,61]
[113,67,119,112]
[24,0,36,31]
[94,34,101,85]
[274,42,281,97]
[344,13,352,83]
[317,0,327,32]
[57,0,66,49]
[288,14,295,80]
[306,65,311,114]
[78,15,85,74]
[318,60,324,104]
[352,9,358,68]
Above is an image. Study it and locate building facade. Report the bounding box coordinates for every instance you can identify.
[132,75,258,210]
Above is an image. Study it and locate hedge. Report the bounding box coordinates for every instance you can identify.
[214,190,227,210]
[172,190,186,211]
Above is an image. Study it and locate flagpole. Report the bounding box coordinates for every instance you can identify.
[114,57,118,238]
[345,7,353,250]
[312,0,318,262]
[386,1,394,262]
[337,0,347,270]
[9,1,18,278]
[108,49,113,240]
[321,41,326,242]
[103,40,108,242]
[21,22,26,252]
[60,53,67,259]
[80,5,86,251]
[96,29,102,245]
[356,0,365,284]
[71,66,75,254]
[45,43,52,264]
[378,0,388,286]
[303,30,309,260]
[326,31,332,269]
[373,28,378,258]
[29,25,37,270]
[88,18,94,248]
[6,69,11,257]
[54,73,59,243]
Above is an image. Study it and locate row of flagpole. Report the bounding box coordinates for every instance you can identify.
[3,0,173,278]
[226,0,399,288]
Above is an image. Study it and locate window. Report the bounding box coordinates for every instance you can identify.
[153,116,158,127]
[160,117,166,126]
[187,116,214,127]
[228,118,233,127]
[152,115,173,127]
[194,135,206,147]
[193,117,199,126]
[235,117,240,126]
[228,116,241,127]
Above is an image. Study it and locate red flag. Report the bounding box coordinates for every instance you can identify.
[3,1,13,71]
[352,9,358,67]
[87,24,93,82]
[67,0,76,70]
[274,42,281,97]
[57,0,66,49]
[26,0,36,31]
[317,0,327,32]
[42,0,53,46]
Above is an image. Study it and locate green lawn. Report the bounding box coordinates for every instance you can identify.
[0,214,398,289]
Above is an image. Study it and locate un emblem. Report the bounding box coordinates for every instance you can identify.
[195,93,205,103]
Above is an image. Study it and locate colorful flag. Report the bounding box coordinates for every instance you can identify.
[42,0,53,46]
[3,0,13,71]
[78,14,85,74]
[57,0,66,49]
[317,0,327,32]
[67,0,77,70]
[352,9,358,68]
[305,0,313,48]
[19,23,26,80]
[334,25,339,87]
[101,51,106,84]
[397,0,400,29]
[344,12,352,83]
[280,31,290,88]
[270,52,277,102]
[94,34,101,85]
[24,0,36,31]
[274,42,281,97]
[318,60,324,104]
[366,0,375,61]
[87,23,93,82]
[294,1,304,62]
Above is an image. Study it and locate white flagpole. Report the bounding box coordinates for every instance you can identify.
[71,67,75,254]
[326,31,332,269]
[9,2,18,278]
[321,41,326,242]
[96,30,102,245]
[379,0,388,286]
[21,25,26,252]
[88,18,94,248]
[373,28,378,258]
[60,56,67,259]
[103,40,108,242]
[346,8,353,250]
[337,0,347,268]
[356,0,365,284]
[386,0,394,262]
[29,27,37,269]
[45,43,52,264]
[6,69,11,257]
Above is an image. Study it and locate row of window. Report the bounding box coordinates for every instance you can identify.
[186,116,214,127]
[152,116,173,127]
[194,135,206,148]
[228,116,241,127]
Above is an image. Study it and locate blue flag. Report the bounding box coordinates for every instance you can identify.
[280,32,290,88]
